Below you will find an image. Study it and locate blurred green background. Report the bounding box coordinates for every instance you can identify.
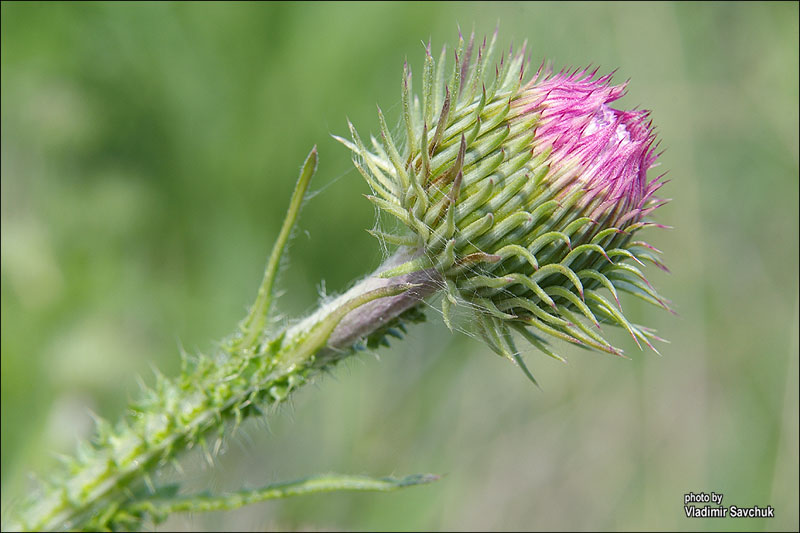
[2,2,798,531]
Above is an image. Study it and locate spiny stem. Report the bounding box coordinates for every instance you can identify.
[17,269,429,531]
[12,150,441,532]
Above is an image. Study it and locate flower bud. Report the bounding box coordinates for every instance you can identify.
[338,32,671,378]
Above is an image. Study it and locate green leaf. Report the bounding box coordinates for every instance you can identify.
[119,474,440,527]
[235,146,318,351]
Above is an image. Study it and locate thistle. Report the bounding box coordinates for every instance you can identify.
[338,31,671,380]
[9,32,670,531]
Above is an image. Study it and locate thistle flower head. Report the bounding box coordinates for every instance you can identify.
[338,32,671,378]
[514,69,661,222]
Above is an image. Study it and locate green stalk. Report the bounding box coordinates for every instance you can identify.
[12,149,442,532]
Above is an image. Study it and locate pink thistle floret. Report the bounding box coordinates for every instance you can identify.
[513,68,665,225]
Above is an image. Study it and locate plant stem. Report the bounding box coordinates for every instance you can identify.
[311,247,442,353]
[14,247,441,531]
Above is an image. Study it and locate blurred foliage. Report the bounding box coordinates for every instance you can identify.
[1,2,797,531]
